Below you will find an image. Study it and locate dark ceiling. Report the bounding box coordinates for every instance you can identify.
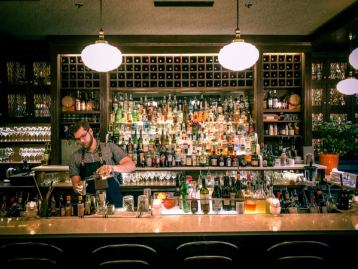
[0,0,357,52]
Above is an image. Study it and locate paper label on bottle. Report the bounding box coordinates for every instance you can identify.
[200,194,210,204]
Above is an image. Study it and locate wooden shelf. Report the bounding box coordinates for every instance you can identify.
[263,109,301,113]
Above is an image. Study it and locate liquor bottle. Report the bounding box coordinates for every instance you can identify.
[59,194,66,217]
[86,92,94,111]
[180,175,190,213]
[190,180,199,214]
[267,90,273,109]
[50,195,57,216]
[211,176,222,213]
[222,176,231,211]
[199,148,207,167]
[115,103,122,123]
[272,90,278,109]
[65,195,72,216]
[42,142,50,166]
[75,90,81,111]
[112,93,119,113]
[80,92,86,111]
[199,173,210,214]
[84,195,91,215]
[229,176,237,210]
[235,177,245,214]
[77,195,85,217]
[126,137,134,155]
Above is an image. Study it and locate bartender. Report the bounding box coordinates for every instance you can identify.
[69,121,135,207]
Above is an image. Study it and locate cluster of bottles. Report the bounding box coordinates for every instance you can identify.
[171,171,272,214]
[110,93,253,125]
[169,171,354,215]
[107,93,271,167]
[263,90,300,110]
[74,90,99,111]
[0,191,96,218]
[34,94,51,117]
[265,123,300,136]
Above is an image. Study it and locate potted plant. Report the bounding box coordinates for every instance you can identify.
[316,120,358,175]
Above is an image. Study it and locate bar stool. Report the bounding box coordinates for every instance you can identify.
[0,241,64,269]
[91,243,158,269]
[176,240,239,268]
[266,240,330,269]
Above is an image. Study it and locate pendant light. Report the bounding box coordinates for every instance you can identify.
[349,33,358,69]
[336,33,358,95]
[218,0,259,71]
[81,0,122,72]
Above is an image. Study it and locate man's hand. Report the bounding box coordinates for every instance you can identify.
[96,165,114,179]
[74,181,85,194]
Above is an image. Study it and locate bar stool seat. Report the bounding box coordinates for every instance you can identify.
[176,240,239,268]
[266,240,330,269]
[0,241,64,269]
[91,243,158,269]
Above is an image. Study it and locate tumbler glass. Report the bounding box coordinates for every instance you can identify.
[123,195,134,212]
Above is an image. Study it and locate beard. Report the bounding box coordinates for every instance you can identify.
[83,132,94,150]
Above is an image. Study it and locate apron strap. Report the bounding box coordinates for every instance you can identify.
[81,143,106,165]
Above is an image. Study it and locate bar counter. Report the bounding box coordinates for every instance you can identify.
[0,213,357,267]
[0,213,357,236]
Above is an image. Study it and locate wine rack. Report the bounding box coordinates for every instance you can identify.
[109,54,253,89]
[60,55,100,89]
[262,53,302,88]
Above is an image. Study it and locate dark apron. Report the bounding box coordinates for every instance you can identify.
[79,146,122,208]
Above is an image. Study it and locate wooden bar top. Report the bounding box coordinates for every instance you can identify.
[0,213,357,237]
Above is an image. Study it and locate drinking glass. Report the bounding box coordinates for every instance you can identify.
[123,195,134,212]
[137,195,149,212]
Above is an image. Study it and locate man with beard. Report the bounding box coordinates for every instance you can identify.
[69,121,135,208]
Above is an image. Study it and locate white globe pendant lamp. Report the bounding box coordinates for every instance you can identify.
[349,47,358,70]
[81,0,122,72]
[218,0,259,71]
[336,72,358,95]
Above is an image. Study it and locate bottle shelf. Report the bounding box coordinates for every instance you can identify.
[134,165,309,171]
[263,120,301,123]
[0,140,51,143]
[263,135,302,138]
[263,109,301,113]
[62,111,100,114]
[60,122,100,125]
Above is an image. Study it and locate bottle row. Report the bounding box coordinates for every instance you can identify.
[62,55,226,65]
[264,123,300,136]
[163,170,348,215]
[109,93,252,125]
[263,90,301,110]
[263,78,301,87]
[109,79,253,88]
[7,93,51,118]
[263,63,301,71]
[262,54,301,63]
[6,61,51,86]
[2,172,349,218]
